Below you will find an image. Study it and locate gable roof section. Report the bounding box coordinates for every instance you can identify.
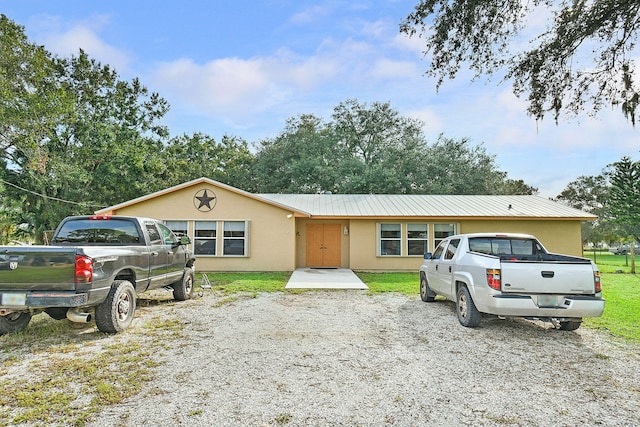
[258,194,596,220]
[95,177,311,216]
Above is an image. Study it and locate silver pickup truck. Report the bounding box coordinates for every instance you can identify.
[419,233,605,330]
[0,215,195,334]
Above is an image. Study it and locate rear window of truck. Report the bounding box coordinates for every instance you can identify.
[469,237,539,256]
[52,219,142,245]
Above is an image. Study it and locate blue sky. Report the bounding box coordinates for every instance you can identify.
[2,0,638,198]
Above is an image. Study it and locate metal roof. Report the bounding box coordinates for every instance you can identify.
[258,194,596,219]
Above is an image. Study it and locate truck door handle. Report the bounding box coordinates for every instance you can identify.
[151,251,158,256]
[541,271,554,278]
[449,266,452,273]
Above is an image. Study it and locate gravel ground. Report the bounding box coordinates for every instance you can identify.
[79,290,640,427]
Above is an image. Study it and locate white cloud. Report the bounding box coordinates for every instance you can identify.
[28,14,132,73]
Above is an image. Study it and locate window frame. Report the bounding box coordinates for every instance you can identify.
[406,223,428,256]
[194,220,217,256]
[377,222,457,257]
[222,220,249,256]
[379,223,402,256]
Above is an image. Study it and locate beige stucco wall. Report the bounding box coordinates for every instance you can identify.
[105,183,297,272]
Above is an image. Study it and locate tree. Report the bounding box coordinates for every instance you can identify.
[609,157,640,242]
[1,16,170,240]
[608,156,640,273]
[253,100,535,195]
[253,114,343,193]
[162,133,255,191]
[400,1,640,124]
[417,136,536,195]
[555,173,616,245]
[331,99,426,194]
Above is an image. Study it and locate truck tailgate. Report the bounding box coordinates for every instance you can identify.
[500,261,596,295]
[0,247,77,291]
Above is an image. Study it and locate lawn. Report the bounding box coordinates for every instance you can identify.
[583,273,640,342]
[583,251,637,273]
[197,270,639,343]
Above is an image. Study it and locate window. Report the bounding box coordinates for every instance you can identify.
[432,241,445,260]
[53,219,141,245]
[378,222,458,257]
[407,224,428,256]
[165,220,188,238]
[434,224,456,248]
[223,221,247,256]
[145,223,162,244]
[445,239,460,260]
[195,221,217,255]
[157,223,178,245]
[380,224,401,256]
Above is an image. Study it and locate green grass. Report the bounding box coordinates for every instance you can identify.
[355,272,418,296]
[583,251,637,273]
[583,273,640,342]
[202,272,291,294]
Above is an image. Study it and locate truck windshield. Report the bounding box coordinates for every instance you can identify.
[469,237,541,256]
[52,219,141,245]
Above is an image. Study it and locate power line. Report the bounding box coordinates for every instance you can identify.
[0,179,105,208]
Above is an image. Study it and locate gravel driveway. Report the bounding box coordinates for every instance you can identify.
[86,290,639,427]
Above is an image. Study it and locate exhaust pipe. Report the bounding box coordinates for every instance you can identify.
[66,308,92,323]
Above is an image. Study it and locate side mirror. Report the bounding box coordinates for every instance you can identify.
[180,235,192,246]
[423,252,433,260]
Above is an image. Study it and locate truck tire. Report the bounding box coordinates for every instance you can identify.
[172,268,194,301]
[559,320,581,331]
[0,312,32,335]
[45,308,68,320]
[95,280,136,333]
[456,286,481,328]
[420,274,436,302]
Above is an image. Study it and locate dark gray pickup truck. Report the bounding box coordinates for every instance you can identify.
[0,215,195,334]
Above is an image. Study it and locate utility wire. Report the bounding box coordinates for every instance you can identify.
[0,179,105,208]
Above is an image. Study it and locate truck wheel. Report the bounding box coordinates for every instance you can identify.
[559,320,581,331]
[95,280,136,333]
[456,286,481,328]
[45,308,68,320]
[420,274,436,302]
[0,312,32,335]
[172,268,194,301]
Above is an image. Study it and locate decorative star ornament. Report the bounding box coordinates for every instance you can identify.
[193,189,217,212]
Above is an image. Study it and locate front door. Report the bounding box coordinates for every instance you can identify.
[306,224,342,267]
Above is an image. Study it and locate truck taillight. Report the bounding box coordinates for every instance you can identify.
[594,271,601,293]
[486,269,501,290]
[75,255,93,283]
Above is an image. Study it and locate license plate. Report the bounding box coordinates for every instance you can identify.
[1,293,26,306]
[537,295,558,307]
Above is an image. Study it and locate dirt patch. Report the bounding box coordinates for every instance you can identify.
[82,291,640,427]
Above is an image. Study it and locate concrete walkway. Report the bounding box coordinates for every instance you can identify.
[285,268,368,290]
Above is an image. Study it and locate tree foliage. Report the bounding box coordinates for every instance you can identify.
[609,156,640,244]
[254,100,535,195]
[555,173,615,244]
[1,16,170,240]
[401,1,640,124]
[162,133,255,191]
